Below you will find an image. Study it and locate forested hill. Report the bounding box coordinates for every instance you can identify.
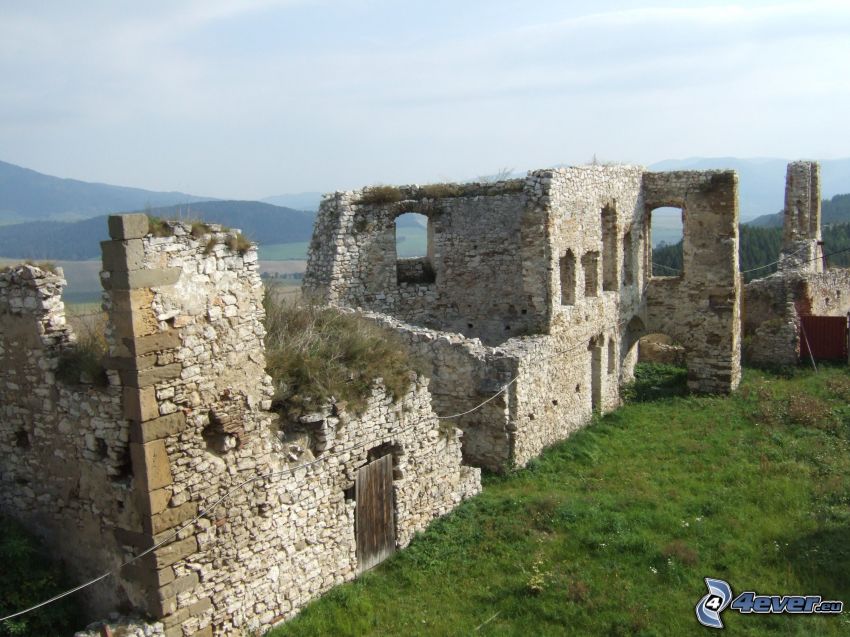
[653,222,850,282]
[0,200,316,260]
[747,194,850,227]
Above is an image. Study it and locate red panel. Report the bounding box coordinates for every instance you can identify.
[800,316,848,361]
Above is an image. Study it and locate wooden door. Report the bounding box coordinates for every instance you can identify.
[355,453,395,573]
[800,316,848,361]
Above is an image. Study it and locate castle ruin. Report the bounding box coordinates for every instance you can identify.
[304,165,742,471]
[0,217,479,636]
[1,159,846,635]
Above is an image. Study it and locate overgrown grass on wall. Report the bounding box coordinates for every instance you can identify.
[57,311,108,387]
[0,517,83,636]
[263,290,420,416]
[266,364,850,636]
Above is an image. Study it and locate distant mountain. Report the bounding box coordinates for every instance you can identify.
[262,192,323,211]
[0,200,316,260]
[649,157,850,222]
[0,159,212,223]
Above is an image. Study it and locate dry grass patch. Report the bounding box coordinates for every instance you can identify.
[263,291,419,416]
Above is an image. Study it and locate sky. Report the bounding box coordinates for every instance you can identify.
[2,0,850,199]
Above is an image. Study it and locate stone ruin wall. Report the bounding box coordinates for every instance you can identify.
[0,214,481,636]
[0,265,137,615]
[743,161,850,366]
[304,180,544,345]
[306,165,741,472]
[643,170,742,393]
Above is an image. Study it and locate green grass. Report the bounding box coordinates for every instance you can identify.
[0,517,82,636]
[267,365,850,636]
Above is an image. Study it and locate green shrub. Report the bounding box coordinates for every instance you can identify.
[0,517,83,636]
[263,291,419,415]
[357,185,403,205]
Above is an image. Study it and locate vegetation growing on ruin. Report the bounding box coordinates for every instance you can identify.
[418,183,462,199]
[267,364,850,636]
[56,311,109,387]
[0,516,82,636]
[226,232,252,255]
[147,215,174,237]
[263,290,420,416]
[357,185,403,206]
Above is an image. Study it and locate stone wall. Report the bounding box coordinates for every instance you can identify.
[303,180,543,345]
[101,215,480,636]
[0,264,140,615]
[780,161,822,273]
[743,161,850,366]
[305,165,742,472]
[643,170,742,393]
[1,215,481,636]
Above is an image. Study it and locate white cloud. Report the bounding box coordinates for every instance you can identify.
[1,1,849,196]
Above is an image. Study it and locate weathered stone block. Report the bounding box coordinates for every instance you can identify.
[153,535,198,569]
[130,439,173,492]
[158,572,200,602]
[125,330,181,356]
[101,239,146,272]
[132,412,186,443]
[104,353,156,371]
[111,267,182,291]
[109,213,149,240]
[146,501,198,535]
[121,363,182,389]
[124,386,160,422]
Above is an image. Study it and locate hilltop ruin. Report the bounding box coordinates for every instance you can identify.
[1,160,847,635]
[304,165,742,470]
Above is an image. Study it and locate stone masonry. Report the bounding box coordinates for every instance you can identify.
[0,215,480,635]
[304,164,742,472]
[744,161,850,366]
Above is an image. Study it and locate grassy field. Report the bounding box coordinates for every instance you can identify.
[259,242,311,260]
[267,365,850,637]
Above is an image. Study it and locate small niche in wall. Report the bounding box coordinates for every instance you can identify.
[582,251,600,298]
[560,250,576,305]
[14,429,30,449]
[622,229,634,285]
[601,204,618,291]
